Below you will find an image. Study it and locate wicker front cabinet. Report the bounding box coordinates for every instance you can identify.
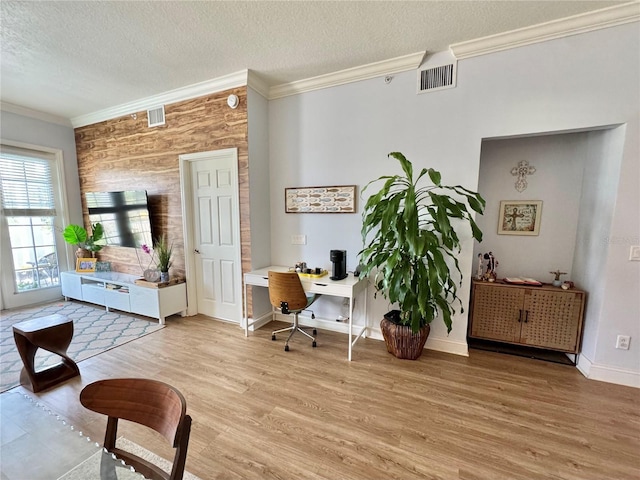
[469,280,586,353]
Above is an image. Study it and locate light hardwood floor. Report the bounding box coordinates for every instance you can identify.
[4,314,639,480]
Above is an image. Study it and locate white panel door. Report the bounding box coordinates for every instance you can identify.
[190,153,242,322]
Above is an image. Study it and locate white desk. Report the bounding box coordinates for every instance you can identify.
[243,266,368,361]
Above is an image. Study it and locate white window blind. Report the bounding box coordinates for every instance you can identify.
[0,150,56,217]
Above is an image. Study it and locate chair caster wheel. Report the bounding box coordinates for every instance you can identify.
[284,345,289,352]
[312,329,317,335]
[312,341,317,348]
[272,334,276,341]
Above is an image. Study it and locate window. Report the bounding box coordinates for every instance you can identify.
[0,148,60,292]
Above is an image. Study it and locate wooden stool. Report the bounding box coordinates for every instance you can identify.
[13,314,80,393]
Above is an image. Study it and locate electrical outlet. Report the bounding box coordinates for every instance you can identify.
[630,246,640,261]
[291,234,306,245]
[616,335,631,350]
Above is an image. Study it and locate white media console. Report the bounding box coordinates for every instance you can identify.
[60,271,187,325]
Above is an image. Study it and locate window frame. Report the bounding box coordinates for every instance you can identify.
[0,140,72,309]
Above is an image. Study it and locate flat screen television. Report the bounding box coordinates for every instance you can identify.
[86,190,153,248]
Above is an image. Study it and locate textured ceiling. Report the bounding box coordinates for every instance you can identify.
[0,1,626,121]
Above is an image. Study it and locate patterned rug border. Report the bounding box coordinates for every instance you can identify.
[1,300,165,393]
[57,437,202,480]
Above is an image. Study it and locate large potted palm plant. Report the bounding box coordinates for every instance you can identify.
[358,152,485,359]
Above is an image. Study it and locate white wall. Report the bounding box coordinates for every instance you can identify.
[268,22,640,385]
[572,128,625,372]
[474,133,588,282]
[247,87,272,269]
[247,87,272,315]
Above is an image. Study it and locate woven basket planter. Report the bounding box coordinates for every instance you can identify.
[380,316,430,360]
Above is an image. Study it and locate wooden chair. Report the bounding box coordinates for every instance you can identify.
[80,378,192,480]
[268,271,319,351]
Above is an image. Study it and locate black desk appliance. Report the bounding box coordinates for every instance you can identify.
[330,250,347,280]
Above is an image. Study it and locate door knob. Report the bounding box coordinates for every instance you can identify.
[194,249,200,254]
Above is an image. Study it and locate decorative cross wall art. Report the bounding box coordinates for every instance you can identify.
[285,185,357,213]
[498,200,542,235]
[511,160,536,192]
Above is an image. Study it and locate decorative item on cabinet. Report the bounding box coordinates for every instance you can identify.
[482,251,498,281]
[549,269,568,287]
[155,234,173,281]
[143,269,161,282]
[76,258,97,273]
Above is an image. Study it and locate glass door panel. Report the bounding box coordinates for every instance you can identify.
[8,216,59,292]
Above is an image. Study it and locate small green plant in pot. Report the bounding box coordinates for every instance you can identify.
[62,223,104,258]
[155,234,173,282]
[358,152,485,359]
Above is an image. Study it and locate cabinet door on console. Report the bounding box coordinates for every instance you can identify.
[521,289,585,352]
[129,286,160,318]
[471,284,524,343]
[60,272,82,300]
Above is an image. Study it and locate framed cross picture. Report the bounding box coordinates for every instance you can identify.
[498,200,542,236]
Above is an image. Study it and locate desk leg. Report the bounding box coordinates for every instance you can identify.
[243,282,248,337]
[348,296,354,361]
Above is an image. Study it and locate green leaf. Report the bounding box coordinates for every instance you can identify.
[427,168,441,186]
[91,223,104,242]
[389,152,413,181]
[62,224,87,246]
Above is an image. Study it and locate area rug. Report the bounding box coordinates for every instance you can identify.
[57,437,202,480]
[0,301,164,392]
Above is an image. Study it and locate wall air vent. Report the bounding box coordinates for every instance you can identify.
[417,62,457,94]
[147,105,165,127]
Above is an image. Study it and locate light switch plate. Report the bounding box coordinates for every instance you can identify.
[291,234,307,245]
[630,246,640,261]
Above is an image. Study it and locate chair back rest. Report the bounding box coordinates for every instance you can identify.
[268,271,308,311]
[42,252,57,266]
[80,378,187,446]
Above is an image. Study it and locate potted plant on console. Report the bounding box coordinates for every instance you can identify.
[155,235,173,283]
[62,223,104,259]
[358,152,485,359]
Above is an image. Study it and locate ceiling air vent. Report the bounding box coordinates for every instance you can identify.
[417,62,456,94]
[147,105,165,127]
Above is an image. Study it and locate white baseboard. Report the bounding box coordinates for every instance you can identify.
[257,314,469,357]
[248,315,638,386]
[577,354,640,388]
[424,336,469,357]
[246,311,274,332]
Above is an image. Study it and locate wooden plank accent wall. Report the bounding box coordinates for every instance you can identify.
[74,88,253,316]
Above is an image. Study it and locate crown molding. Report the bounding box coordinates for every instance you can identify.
[268,52,426,100]
[64,2,639,125]
[247,70,270,99]
[0,102,72,127]
[71,70,250,128]
[450,2,640,60]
